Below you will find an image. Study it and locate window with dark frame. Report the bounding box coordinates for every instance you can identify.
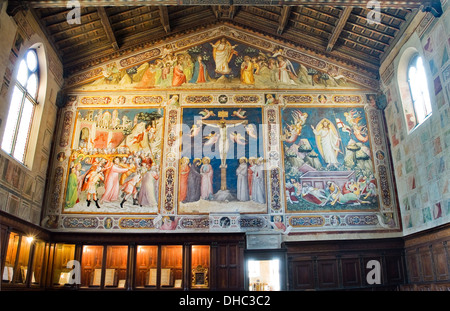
[1,48,39,164]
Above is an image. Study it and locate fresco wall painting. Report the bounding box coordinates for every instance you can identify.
[79,37,362,92]
[63,107,164,214]
[42,27,400,235]
[281,106,378,213]
[178,106,267,215]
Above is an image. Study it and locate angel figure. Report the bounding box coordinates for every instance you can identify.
[190,120,203,137]
[230,132,247,145]
[232,108,246,119]
[245,124,258,139]
[203,132,219,146]
[199,109,216,120]
[283,110,308,143]
[344,110,368,143]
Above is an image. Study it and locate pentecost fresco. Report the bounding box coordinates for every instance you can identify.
[63,108,164,214]
[79,38,361,91]
[281,106,379,212]
[178,107,267,214]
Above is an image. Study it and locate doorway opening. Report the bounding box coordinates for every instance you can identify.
[247,259,281,291]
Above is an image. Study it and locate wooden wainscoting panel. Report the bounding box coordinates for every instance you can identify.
[405,248,421,283]
[385,254,405,284]
[341,257,362,288]
[317,258,339,289]
[289,259,315,290]
[418,246,435,282]
[432,242,449,281]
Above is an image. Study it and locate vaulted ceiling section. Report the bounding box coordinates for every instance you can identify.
[6,0,444,81]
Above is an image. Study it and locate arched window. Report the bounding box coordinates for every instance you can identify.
[1,48,39,164]
[407,54,432,126]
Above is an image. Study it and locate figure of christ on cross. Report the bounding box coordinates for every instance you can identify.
[201,110,248,191]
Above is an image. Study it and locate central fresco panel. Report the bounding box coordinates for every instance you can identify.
[45,26,399,234]
[179,107,266,215]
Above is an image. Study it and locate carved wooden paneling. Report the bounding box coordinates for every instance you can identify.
[317,258,339,288]
[215,243,244,290]
[418,246,435,282]
[385,254,405,284]
[289,259,315,290]
[341,257,362,288]
[286,239,405,290]
[403,225,450,287]
[405,249,421,283]
[433,243,449,281]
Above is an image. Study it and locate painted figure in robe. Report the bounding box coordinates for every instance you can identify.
[311,119,341,168]
[184,158,202,202]
[172,56,187,87]
[138,164,159,207]
[251,158,266,204]
[179,157,191,202]
[200,157,214,200]
[240,56,255,85]
[236,157,249,201]
[189,55,208,83]
[210,38,238,75]
[65,163,81,208]
[101,157,130,203]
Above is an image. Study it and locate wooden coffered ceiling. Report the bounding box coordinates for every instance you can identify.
[6,0,444,79]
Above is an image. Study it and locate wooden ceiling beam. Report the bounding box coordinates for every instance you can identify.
[51,20,103,38]
[10,0,427,9]
[351,12,401,32]
[211,5,236,20]
[290,8,391,48]
[97,7,119,50]
[29,8,64,62]
[110,11,160,28]
[107,6,153,20]
[326,6,353,52]
[54,28,105,47]
[159,5,171,33]
[40,9,71,21]
[60,36,109,53]
[277,6,291,35]
[64,42,115,64]
[45,11,99,30]
[346,20,395,39]
[341,29,389,48]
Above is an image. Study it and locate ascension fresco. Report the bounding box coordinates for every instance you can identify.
[179,107,266,214]
[79,38,361,91]
[281,106,378,212]
[63,108,164,214]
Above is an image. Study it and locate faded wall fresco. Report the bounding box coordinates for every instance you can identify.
[381,3,450,235]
